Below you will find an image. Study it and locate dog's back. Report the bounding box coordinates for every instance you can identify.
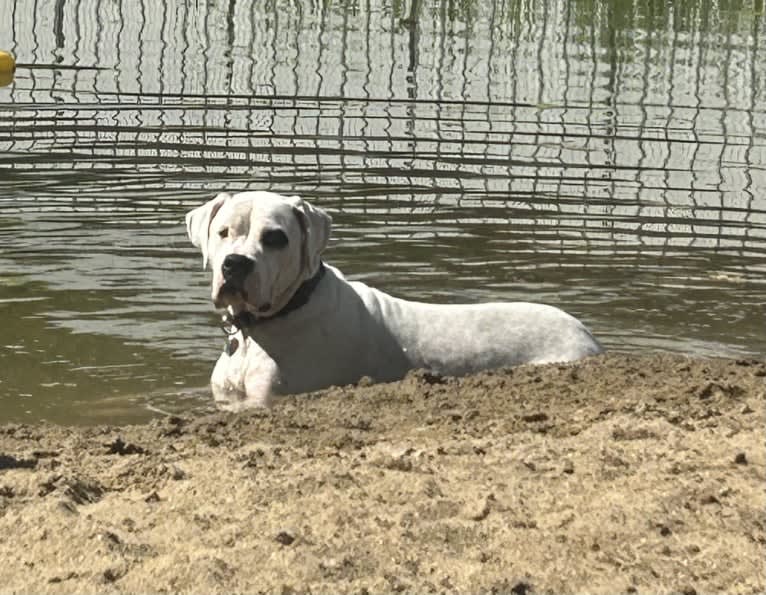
[348,276,603,378]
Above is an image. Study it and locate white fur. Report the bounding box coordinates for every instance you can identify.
[186,191,603,410]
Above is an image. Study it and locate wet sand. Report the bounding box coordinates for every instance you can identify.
[0,353,764,594]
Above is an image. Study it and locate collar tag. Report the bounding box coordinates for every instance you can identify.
[224,335,239,356]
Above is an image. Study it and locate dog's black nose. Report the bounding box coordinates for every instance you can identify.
[221,254,254,283]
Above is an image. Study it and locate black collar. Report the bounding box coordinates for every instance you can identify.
[221,262,326,335]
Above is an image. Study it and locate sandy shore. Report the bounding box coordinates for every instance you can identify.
[0,353,764,594]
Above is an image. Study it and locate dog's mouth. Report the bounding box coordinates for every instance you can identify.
[214,282,273,316]
[214,282,248,310]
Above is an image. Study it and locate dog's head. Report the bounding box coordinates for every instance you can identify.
[186,191,332,318]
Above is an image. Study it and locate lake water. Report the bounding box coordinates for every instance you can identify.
[0,0,764,424]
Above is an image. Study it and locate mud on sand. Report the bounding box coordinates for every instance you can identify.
[0,353,764,594]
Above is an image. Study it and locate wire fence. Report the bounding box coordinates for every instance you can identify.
[1,0,765,272]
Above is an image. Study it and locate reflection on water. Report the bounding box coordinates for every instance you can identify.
[0,0,764,424]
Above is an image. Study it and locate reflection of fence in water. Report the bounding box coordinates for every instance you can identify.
[2,0,765,271]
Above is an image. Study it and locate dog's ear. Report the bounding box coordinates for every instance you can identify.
[185,192,231,269]
[289,196,332,275]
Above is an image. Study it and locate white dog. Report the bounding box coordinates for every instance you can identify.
[186,191,603,410]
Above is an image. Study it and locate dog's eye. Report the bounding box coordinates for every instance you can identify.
[261,229,288,249]
[218,227,229,239]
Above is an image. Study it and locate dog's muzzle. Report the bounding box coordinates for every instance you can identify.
[221,253,254,286]
[215,254,255,309]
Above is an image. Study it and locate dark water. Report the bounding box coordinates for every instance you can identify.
[0,0,764,424]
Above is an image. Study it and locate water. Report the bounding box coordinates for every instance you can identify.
[0,0,764,425]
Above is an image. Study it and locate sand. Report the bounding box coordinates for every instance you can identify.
[0,353,764,594]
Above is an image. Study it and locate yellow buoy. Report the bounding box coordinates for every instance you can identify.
[0,50,16,87]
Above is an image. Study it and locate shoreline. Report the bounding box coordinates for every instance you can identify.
[1,353,764,593]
